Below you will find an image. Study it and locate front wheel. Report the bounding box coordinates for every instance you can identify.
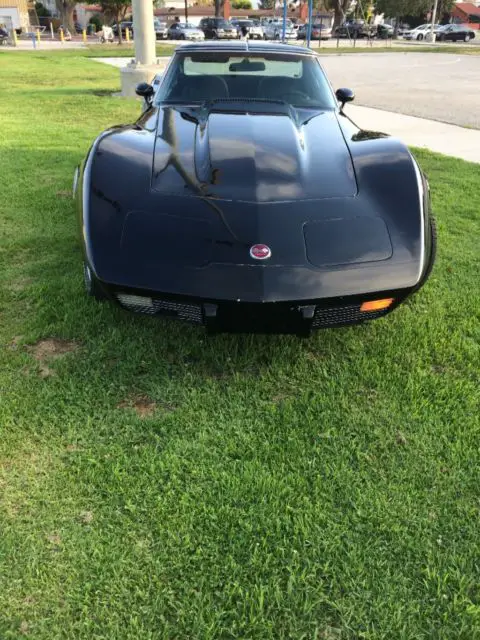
[417,33,424,41]
[464,34,471,42]
[180,33,185,39]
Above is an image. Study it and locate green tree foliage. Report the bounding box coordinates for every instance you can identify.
[232,0,252,8]
[258,0,275,9]
[375,0,454,21]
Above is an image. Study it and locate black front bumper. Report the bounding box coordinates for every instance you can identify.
[108,286,408,335]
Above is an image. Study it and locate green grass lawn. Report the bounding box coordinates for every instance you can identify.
[86,43,480,57]
[0,52,479,639]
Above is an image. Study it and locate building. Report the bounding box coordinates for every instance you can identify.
[0,0,30,30]
[452,2,480,28]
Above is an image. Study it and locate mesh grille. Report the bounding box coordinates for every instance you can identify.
[153,299,203,324]
[312,304,387,328]
[117,294,202,324]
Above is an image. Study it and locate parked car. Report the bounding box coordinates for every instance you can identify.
[376,23,394,39]
[154,19,168,40]
[112,21,133,37]
[396,23,411,37]
[403,24,439,40]
[167,22,204,41]
[334,20,375,39]
[199,17,238,39]
[263,19,296,40]
[436,23,475,42]
[76,41,436,336]
[297,23,332,40]
[231,19,264,40]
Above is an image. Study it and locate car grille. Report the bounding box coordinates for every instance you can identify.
[312,304,387,328]
[115,293,392,332]
[116,293,203,324]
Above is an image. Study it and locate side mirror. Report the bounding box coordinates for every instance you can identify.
[335,87,355,108]
[136,82,154,104]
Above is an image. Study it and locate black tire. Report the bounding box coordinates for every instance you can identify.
[417,33,424,41]
[464,34,470,42]
[180,33,185,40]
[83,263,107,301]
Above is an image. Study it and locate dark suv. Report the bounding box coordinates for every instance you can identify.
[199,17,238,39]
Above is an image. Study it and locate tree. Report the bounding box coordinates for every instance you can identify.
[258,0,275,8]
[232,0,252,7]
[55,0,76,31]
[99,0,130,43]
[374,0,454,35]
[214,0,222,17]
[323,0,353,29]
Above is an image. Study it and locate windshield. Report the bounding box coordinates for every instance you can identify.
[178,23,197,29]
[157,52,336,109]
[215,20,231,27]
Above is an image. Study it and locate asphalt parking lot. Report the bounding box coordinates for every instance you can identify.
[320,52,480,129]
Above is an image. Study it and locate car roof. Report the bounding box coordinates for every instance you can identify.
[174,41,317,56]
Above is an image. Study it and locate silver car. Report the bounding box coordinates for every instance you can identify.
[167,22,205,41]
[263,20,296,40]
[154,20,168,40]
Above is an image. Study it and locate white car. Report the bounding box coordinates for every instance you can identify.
[263,19,296,40]
[404,23,440,41]
[231,19,264,40]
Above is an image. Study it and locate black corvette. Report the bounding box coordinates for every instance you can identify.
[75,42,436,335]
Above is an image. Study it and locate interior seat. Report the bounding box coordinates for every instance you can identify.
[171,74,229,102]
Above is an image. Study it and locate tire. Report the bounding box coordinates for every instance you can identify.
[83,263,106,301]
[465,34,470,42]
[417,33,424,41]
[180,33,185,40]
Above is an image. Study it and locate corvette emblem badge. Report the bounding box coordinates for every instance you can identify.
[250,244,271,260]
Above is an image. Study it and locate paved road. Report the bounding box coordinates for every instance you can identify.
[320,52,480,129]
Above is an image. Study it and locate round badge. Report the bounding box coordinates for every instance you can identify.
[250,244,271,260]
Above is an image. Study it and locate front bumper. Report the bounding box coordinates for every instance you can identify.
[102,284,408,335]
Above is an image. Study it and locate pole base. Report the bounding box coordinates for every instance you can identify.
[120,62,164,97]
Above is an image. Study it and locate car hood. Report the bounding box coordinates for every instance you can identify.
[152,104,357,203]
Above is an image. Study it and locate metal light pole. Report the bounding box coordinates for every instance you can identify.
[282,0,287,41]
[131,0,156,65]
[430,0,439,42]
[121,0,158,96]
[306,0,313,48]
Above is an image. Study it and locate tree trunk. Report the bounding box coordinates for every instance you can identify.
[62,4,75,31]
[117,10,123,44]
[332,4,343,30]
[215,0,222,18]
[393,15,400,39]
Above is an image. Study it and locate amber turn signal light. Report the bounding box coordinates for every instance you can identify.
[360,298,394,312]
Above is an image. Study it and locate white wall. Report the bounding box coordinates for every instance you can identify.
[0,7,21,29]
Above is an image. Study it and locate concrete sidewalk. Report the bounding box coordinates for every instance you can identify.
[94,56,480,165]
[347,105,480,164]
